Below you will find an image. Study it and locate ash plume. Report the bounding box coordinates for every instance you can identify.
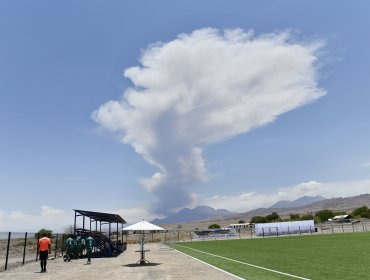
[93,28,326,215]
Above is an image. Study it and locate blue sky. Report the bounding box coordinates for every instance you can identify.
[1,0,370,231]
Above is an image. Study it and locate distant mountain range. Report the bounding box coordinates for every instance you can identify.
[241,193,370,218]
[151,193,370,226]
[151,205,232,225]
[269,195,325,209]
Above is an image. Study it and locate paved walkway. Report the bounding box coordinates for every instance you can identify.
[0,243,240,280]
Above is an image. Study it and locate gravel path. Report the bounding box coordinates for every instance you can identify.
[0,243,240,280]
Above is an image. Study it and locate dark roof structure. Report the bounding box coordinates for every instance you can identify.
[74,209,126,224]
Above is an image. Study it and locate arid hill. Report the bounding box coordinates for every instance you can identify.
[160,193,370,231]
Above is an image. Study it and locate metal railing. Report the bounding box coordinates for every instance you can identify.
[0,232,65,272]
[2,221,369,271]
[122,220,370,244]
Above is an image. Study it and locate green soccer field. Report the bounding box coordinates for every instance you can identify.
[171,232,370,280]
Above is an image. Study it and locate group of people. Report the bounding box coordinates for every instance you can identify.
[64,234,95,264]
[38,233,95,273]
[37,233,96,273]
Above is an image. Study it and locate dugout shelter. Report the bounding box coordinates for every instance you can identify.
[73,209,127,255]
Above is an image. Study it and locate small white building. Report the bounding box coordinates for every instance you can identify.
[229,223,251,229]
[255,220,315,236]
[328,214,352,222]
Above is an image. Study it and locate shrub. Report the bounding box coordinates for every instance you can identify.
[266,212,280,222]
[250,216,268,224]
[34,229,53,239]
[352,206,369,217]
[290,213,300,220]
[315,209,334,222]
[300,213,314,220]
[208,224,221,229]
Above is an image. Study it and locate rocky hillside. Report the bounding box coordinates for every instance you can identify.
[151,205,232,225]
[269,195,325,208]
[157,193,370,230]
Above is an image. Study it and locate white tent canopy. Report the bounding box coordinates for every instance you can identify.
[122,220,165,232]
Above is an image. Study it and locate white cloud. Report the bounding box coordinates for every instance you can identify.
[0,205,70,232]
[9,210,28,219]
[93,28,326,215]
[361,162,370,168]
[202,179,370,212]
[0,205,162,232]
[41,205,64,217]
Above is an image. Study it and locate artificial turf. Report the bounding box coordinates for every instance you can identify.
[172,232,370,280]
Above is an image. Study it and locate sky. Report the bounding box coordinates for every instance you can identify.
[1,0,370,231]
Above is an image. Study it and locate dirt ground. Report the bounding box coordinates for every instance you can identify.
[0,243,240,280]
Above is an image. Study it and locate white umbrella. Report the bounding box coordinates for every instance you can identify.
[123,220,165,265]
[122,220,165,232]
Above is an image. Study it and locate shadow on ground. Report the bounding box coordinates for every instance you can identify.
[123,263,162,267]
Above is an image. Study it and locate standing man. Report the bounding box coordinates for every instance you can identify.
[80,237,86,258]
[72,235,78,259]
[85,235,94,264]
[76,234,83,259]
[64,235,74,261]
[38,233,51,273]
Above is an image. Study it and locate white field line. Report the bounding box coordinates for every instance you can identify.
[175,247,245,280]
[175,244,311,280]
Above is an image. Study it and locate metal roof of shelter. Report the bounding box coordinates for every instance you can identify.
[74,209,126,224]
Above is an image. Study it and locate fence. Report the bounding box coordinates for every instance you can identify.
[0,232,65,272]
[319,221,368,234]
[187,220,370,240]
[2,221,369,271]
[122,220,370,244]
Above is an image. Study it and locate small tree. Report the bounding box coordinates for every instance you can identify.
[361,209,370,219]
[238,220,245,224]
[35,228,53,239]
[208,224,221,229]
[64,225,74,235]
[290,213,300,220]
[300,213,314,220]
[315,209,334,223]
[250,216,268,224]
[352,206,370,218]
[266,212,280,222]
[352,206,369,217]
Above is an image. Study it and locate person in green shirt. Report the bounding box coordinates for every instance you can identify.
[72,236,79,259]
[85,236,94,264]
[80,237,85,257]
[64,235,74,261]
[76,235,82,259]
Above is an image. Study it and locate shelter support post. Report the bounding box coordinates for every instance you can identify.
[117,223,119,244]
[109,223,111,240]
[61,234,65,256]
[22,232,28,265]
[54,233,59,259]
[74,211,77,234]
[5,232,11,270]
[35,233,40,261]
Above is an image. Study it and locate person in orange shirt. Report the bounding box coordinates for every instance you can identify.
[38,233,51,273]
